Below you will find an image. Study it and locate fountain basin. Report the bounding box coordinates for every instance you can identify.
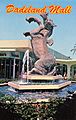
[8,79,71,91]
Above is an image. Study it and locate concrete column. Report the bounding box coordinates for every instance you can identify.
[71,65,74,78]
[19,60,21,74]
[13,58,16,79]
[67,64,71,78]
[4,59,6,78]
[9,59,11,79]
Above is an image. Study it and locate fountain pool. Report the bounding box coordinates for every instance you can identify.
[0,82,76,101]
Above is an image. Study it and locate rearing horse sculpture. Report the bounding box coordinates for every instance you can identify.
[24,13,57,75]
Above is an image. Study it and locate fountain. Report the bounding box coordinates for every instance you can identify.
[19,49,29,84]
[8,13,71,90]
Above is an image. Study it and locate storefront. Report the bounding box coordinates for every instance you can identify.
[0,54,22,79]
[56,59,76,78]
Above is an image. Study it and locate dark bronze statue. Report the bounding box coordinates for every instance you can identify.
[23,13,57,75]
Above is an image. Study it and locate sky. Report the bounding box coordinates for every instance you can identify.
[0,0,76,58]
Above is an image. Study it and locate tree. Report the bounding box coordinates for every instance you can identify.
[71,44,76,55]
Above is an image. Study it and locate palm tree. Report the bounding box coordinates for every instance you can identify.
[71,44,76,54]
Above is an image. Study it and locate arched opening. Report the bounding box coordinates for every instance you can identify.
[56,63,67,76]
[70,64,76,78]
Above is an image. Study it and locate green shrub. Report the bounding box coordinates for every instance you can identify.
[0,79,6,83]
[0,79,11,83]
[0,95,16,103]
[0,95,65,120]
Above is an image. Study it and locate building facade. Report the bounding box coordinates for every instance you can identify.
[0,40,76,79]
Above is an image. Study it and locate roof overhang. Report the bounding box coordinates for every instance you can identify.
[56,59,76,64]
[0,49,16,51]
[0,40,32,51]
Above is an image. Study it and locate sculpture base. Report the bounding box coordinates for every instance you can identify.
[21,74,64,80]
